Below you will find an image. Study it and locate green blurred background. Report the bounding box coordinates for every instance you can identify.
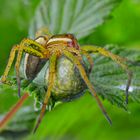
[0,0,140,140]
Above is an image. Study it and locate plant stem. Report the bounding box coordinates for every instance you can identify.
[0,92,29,131]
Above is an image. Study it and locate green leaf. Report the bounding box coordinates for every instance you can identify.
[26,95,140,140]
[89,45,140,108]
[29,0,121,39]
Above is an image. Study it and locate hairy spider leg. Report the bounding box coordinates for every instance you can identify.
[80,50,94,73]
[81,45,133,104]
[66,47,94,73]
[1,38,49,97]
[63,50,112,125]
[33,54,57,133]
[1,45,19,85]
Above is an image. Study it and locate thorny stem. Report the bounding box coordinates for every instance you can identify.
[0,93,29,131]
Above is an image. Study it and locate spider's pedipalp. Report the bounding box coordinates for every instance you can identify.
[81,45,133,104]
[33,54,57,133]
[63,50,112,125]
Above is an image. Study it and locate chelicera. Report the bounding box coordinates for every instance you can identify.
[0,28,132,132]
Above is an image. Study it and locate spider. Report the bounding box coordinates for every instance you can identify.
[0,28,132,133]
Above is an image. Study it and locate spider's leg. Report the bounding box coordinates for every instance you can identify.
[67,47,94,73]
[1,45,19,85]
[33,54,57,133]
[1,39,45,87]
[14,38,49,97]
[63,50,112,125]
[81,45,133,104]
[81,50,94,73]
[15,44,24,98]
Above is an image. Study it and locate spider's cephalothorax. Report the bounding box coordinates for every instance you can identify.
[0,28,132,133]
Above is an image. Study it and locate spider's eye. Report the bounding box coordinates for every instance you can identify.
[35,36,48,45]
